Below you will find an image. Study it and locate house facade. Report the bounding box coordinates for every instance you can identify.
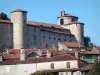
[0,49,90,75]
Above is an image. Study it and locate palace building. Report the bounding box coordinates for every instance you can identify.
[0,9,84,49]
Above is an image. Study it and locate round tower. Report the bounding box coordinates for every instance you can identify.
[74,23,84,45]
[11,9,27,49]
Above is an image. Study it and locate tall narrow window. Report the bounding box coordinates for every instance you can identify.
[51,63,54,69]
[66,62,70,68]
[46,44,48,48]
[60,19,64,25]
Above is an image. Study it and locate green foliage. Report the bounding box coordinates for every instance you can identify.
[87,60,100,75]
[84,36,93,48]
[0,12,10,20]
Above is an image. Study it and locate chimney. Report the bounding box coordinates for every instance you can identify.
[47,50,51,58]
[20,49,25,61]
[0,56,3,62]
[75,51,80,59]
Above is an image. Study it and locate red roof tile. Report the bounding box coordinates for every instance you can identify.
[80,51,100,55]
[59,42,84,47]
[96,47,100,51]
[27,21,65,29]
[0,52,76,64]
[42,29,73,35]
[37,68,80,73]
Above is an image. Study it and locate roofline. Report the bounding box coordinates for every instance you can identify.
[57,16,78,19]
[10,9,28,13]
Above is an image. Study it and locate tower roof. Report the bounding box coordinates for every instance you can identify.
[11,9,27,13]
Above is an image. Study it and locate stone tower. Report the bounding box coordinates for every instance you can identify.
[57,10,84,45]
[11,9,27,49]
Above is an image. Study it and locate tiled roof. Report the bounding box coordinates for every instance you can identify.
[0,20,12,24]
[0,20,68,30]
[57,14,78,18]
[8,49,20,59]
[80,51,100,55]
[42,29,73,35]
[27,21,65,29]
[81,64,92,71]
[64,14,78,18]
[96,47,100,51]
[0,49,76,65]
[59,42,84,47]
[11,9,27,13]
[36,68,80,73]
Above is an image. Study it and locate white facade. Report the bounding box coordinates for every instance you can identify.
[0,60,81,75]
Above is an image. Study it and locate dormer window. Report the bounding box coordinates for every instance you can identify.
[60,19,64,25]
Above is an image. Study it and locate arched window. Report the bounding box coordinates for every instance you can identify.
[60,19,64,25]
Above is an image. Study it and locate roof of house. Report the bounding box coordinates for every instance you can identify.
[80,51,100,55]
[96,47,100,51]
[27,21,65,29]
[81,64,92,71]
[59,42,84,48]
[36,68,80,73]
[57,13,78,18]
[64,14,78,18]
[42,29,73,35]
[0,19,71,31]
[0,49,77,65]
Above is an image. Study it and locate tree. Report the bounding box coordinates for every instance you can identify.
[0,12,10,20]
[87,60,100,75]
[84,36,93,48]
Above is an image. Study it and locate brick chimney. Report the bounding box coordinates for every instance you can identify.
[20,49,25,61]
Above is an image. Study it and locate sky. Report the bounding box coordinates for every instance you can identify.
[0,0,100,46]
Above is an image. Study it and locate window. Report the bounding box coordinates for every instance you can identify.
[60,19,64,25]
[51,63,54,69]
[46,44,48,48]
[43,36,45,38]
[58,38,60,41]
[34,28,36,32]
[66,62,70,68]
[49,37,51,39]
[34,35,36,44]
[72,18,75,22]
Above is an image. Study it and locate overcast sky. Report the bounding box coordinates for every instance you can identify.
[0,0,100,46]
